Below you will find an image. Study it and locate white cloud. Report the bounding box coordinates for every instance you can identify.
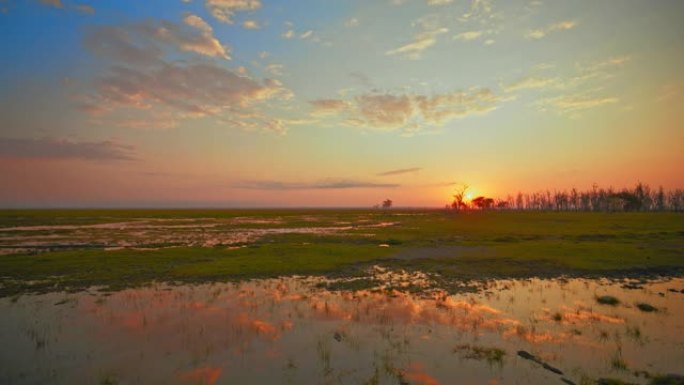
[427,0,453,5]
[504,76,558,92]
[205,0,261,24]
[537,94,618,113]
[152,18,230,59]
[300,30,314,39]
[454,30,483,41]
[309,99,351,116]
[526,20,577,39]
[183,14,213,33]
[310,88,502,132]
[81,21,294,134]
[242,20,260,29]
[386,28,448,60]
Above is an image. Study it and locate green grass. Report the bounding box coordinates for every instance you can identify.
[453,344,506,366]
[1,210,682,296]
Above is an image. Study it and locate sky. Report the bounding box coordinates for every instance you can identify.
[0,0,682,208]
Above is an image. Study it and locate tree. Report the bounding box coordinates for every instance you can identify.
[471,196,494,209]
[655,186,665,211]
[382,199,393,209]
[451,184,469,210]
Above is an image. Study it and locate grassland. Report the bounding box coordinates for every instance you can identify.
[0,209,682,296]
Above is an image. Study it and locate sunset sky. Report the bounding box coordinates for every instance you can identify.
[0,0,682,207]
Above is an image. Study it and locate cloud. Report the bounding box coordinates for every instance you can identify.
[427,0,453,5]
[309,99,351,115]
[386,28,448,60]
[81,22,293,134]
[83,26,164,67]
[310,88,501,131]
[205,0,261,24]
[413,88,500,124]
[537,94,619,113]
[281,29,295,39]
[454,30,483,41]
[356,94,414,127]
[184,14,213,33]
[504,76,558,92]
[265,63,284,76]
[459,0,496,23]
[83,19,230,64]
[242,20,260,29]
[377,167,422,176]
[90,63,289,118]
[299,30,314,39]
[526,20,577,39]
[0,137,137,161]
[233,180,400,190]
[575,56,630,81]
[158,16,230,59]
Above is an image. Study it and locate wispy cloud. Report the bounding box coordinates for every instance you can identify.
[309,99,351,115]
[526,20,577,39]
[310,87,502,132]
[377,167,422,176]
[232,180,400,190]
[454,30,483,41]
[205,0,261,24]
[504,76,558,92]
[242,20,260,29]
[386,28,448,60]
[0,137,137,161]
[80,20,293,133]
[537,94,619,113]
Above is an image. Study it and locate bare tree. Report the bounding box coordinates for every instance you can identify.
[451,184,469,210]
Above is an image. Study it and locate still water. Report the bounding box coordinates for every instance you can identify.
[1,276,683,385]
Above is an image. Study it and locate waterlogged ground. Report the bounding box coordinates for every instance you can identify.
[0,215,397,255]
[1,210,683,296]
[2,274,683,385]
[1,210,683,384]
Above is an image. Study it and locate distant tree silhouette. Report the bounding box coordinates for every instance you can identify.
[382,199,393,209]
[451,184,469,210]
[445,183,684,212]
[471,196,495,209]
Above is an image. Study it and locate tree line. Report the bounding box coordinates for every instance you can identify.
[448,183,684,212]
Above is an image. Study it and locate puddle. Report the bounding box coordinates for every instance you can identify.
[0,216,399,255]
[1,276,682,384]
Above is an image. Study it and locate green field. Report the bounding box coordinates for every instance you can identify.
[0,210,682,296]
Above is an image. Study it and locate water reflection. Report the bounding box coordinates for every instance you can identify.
[0,216,398,254]
[1,276,682,384]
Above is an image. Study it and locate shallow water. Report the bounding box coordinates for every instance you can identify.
[1,276,683,385]
[0,216,398,255]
